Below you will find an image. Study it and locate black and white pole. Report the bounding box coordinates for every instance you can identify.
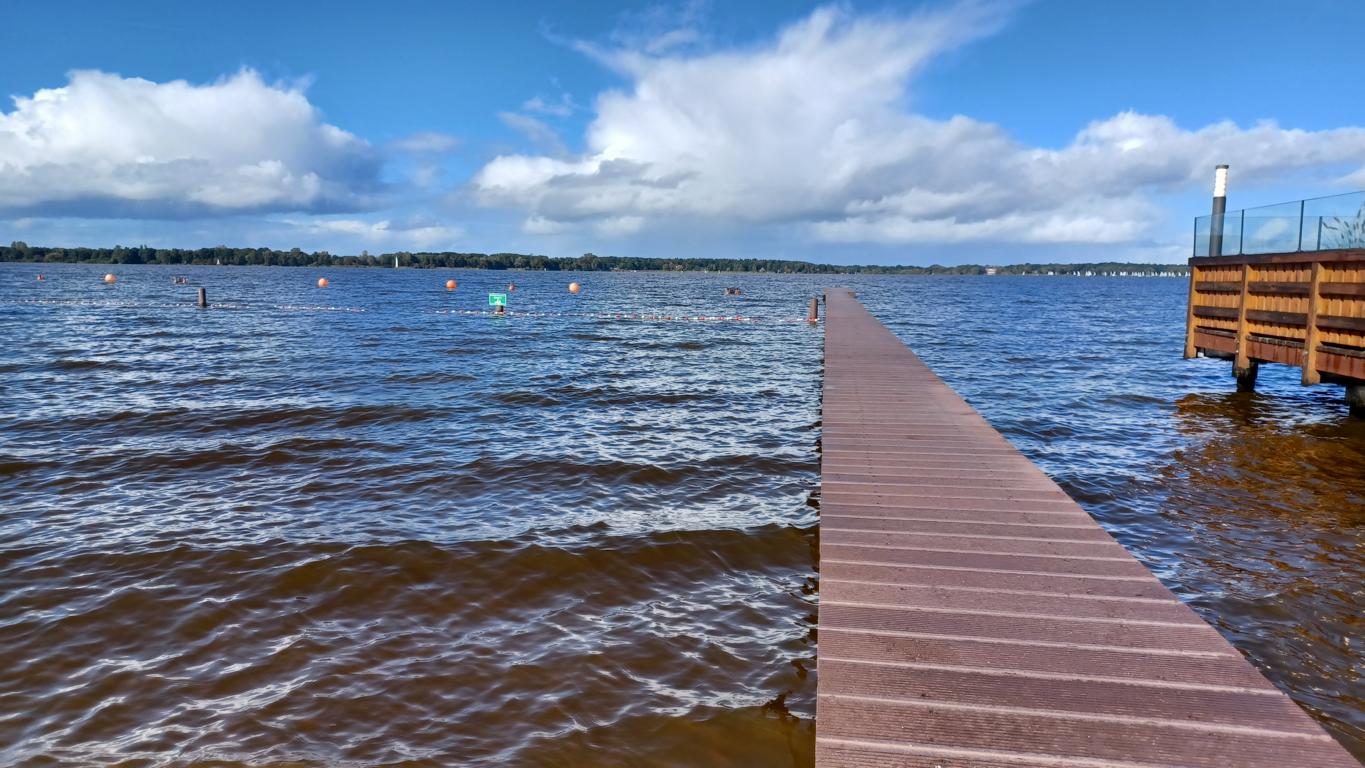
[1209,164,1229,257]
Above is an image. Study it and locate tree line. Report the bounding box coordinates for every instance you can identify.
[1,241,1188,276]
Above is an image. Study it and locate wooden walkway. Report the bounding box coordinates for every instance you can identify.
[815,289,1358,767]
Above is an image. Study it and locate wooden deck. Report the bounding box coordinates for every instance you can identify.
[1185,249,1365,385]
[815,288,1358,767]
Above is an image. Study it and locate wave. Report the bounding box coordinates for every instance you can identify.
[48,358,128,371]
[1,528,816,767]
[384,371,476,385]
[6,403,438,440]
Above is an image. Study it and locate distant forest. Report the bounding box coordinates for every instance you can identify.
[1,241,1188,276]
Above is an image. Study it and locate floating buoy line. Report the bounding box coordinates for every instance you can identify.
[442,309,814,324]
[13,276,820,323]
[7,298,815,323]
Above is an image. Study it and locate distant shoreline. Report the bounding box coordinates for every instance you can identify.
[1,243,1189,276]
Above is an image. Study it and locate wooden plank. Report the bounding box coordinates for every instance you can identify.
[1318,314,1365,334]
[1304,262,1325,385]
[1233,264,1253,375]
[1320,281,1365,298]
[1194,279,1241,293]
[817,288,1357,768]
[1245,338,1302,368]
[1321,347,1365,380]
[1192,305,1238,320]
[1184,265,1201,358]
[1247,309,1307,327]
[1190,248,1365,267]
[1199,280,1314,296]
[817,697,1353,768]
[1249,281,1311,296]
[1193,330,1237,361]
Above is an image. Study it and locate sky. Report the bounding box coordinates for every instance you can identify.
[2,0,1364,265]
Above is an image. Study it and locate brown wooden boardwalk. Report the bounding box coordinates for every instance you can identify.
[815,288,1358,768]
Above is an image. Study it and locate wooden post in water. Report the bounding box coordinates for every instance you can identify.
[197,287,207,308]
[808,296,819,323]
[1233,262,1257,391]
[1302,261,1324,385]
[1348,384,1365,417]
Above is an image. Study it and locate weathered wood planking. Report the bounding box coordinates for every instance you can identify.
[816,288,1358,768]
[1184,249,1365,385]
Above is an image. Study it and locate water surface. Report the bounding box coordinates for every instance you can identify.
[1,264,1360,764]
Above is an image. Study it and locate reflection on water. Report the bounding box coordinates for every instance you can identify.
[1163,391,1365,752]
[0,265,1361,764]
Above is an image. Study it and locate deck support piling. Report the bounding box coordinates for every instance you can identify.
[808,296,819,323]
[1235,361,1260,392]
[1348,384,1365,417]
[197,287,207,308]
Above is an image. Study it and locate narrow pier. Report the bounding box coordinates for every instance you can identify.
[815,289,1357,767]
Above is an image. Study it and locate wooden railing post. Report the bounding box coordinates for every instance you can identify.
[1233,263,1257,390]
[1183,264,1200,358]
[1302,260,1324,385]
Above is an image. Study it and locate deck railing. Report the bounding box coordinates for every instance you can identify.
[1193,190,1365,257]
[1184,249,1365,386]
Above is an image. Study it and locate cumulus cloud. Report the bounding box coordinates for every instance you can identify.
[474,3,1365,245]
[281,216,463,250]
[389,131,460,154]
[522,215,571,235]
[0,69,381,218]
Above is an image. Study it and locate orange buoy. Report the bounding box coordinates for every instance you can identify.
[568,282,581,294]
[103,273,116,284]
[446,279,457,291]
[317,277,329,288]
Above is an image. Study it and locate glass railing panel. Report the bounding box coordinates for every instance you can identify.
[1191,190,1365,256]
[1193,215,1211,257]
[1241,202,1300,254]
[1305,191,1365,251]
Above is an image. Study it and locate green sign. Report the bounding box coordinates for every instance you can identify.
[488,293,508,307]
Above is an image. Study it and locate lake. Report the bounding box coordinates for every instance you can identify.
[1,263,1360,765]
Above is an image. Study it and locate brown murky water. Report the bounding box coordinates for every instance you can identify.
[1,265,1361,764]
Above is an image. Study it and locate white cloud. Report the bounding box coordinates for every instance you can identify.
[0,69,381,218]
[522,215,571,235]
[498,111,568,156]
[593,215,645,237]
[522,95,575,117]
[281,216,463,250]
[473,3,1365,247]
[390,131,460,154]
[604,0,709,56]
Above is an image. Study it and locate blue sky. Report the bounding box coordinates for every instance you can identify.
[2,0,1364,265]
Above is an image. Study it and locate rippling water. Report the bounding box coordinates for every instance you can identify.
[1,264,1361,764]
